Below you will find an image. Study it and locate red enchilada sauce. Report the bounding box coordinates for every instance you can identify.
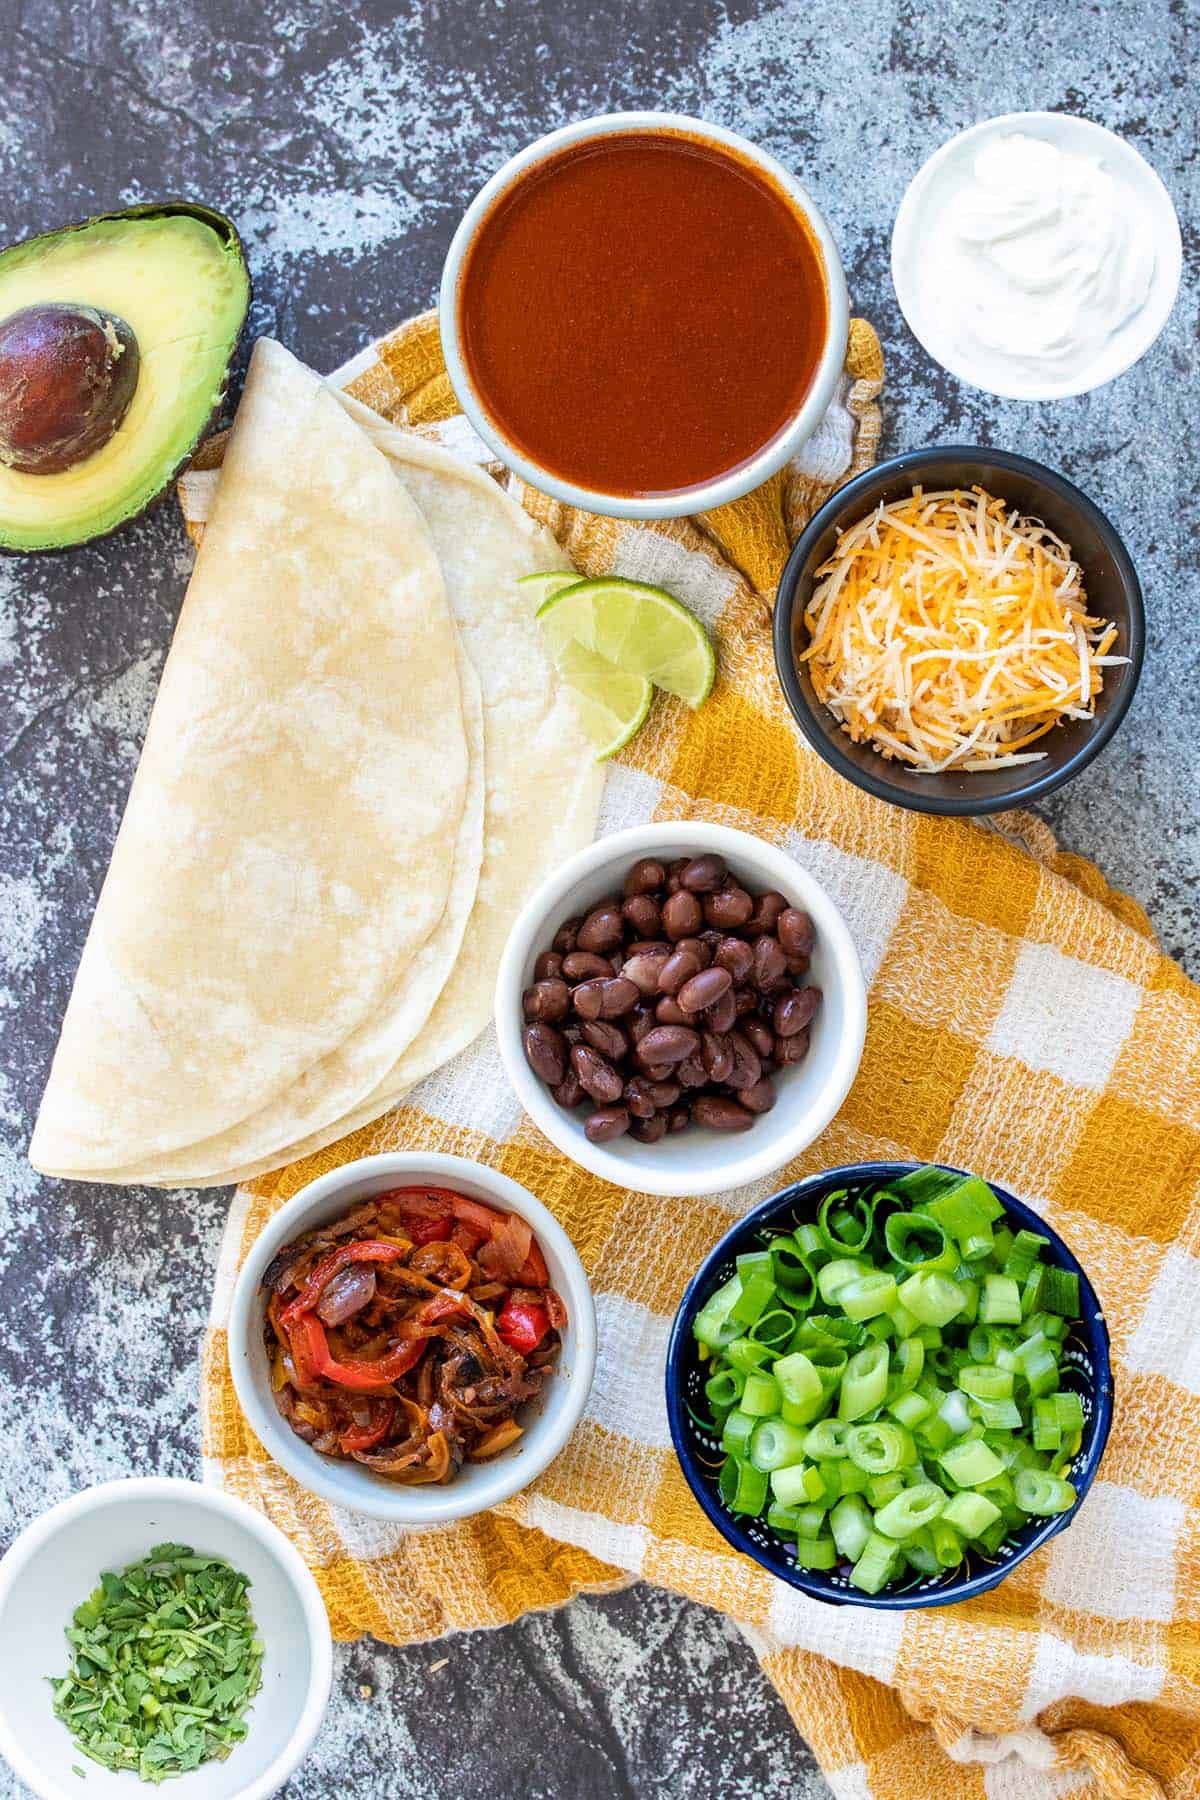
[457,131,829,498]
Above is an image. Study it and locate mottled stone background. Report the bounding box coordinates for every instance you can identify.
[1,0,1195,1794]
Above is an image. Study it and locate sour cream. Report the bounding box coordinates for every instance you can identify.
[892,116,1181,400]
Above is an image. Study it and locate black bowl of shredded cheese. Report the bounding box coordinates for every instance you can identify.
[773,446,1144,817]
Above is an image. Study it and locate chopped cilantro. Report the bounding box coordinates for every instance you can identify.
[48,1543,263,1784]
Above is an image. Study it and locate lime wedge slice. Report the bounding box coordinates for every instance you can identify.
[553,638,653,761]
[518,570,586,607]
[537,576,716,708]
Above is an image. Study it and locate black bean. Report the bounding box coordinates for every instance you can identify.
[582,1019,627,1059]
[551,1072,585,1108]
[737,1079,777,1115]
[621,893,662,938]
[778,908,816,960]
[628,1003,657,1046]
[523,979,570,1022]
[659,947,701,995]
[703,886,754,929]
[734,985,758,1017]
[680,853,727,893]
[576,905,625,953]
[775,1029,811,1066]
[563,950,613,981]
[674,935,712,968]
[638,1024,701,1064]
[662,889,703,940]
[746,891,788,937]
[677,1052,709,1088]
[714,936,754,981]
[572,980,606,1021]
[655,996,691,1026]
[523,1022,566,1086]
[623,858,666,897]
[585,1105,631,1143]
[692,1095,755,1131]
[775,986,821,1037]
[742,1017,775,1060]
[726,1029,762,1089]
[667,1104,690,1133]
[630,1112,668,1144]
[570,1043,624,1103]
[596,976,639,1017]
[753,934,788,991]
[534,950,565,982]
[701,1030,734,1082]
[552,916,581,954]
[635,1058,677,1082]
[623,948,671,994]
[677,965,732,1015]
[624,1077,660,1119]
[705,987,738,1033]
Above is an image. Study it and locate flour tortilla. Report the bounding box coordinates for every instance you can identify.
[99,640,485,1187]
[29,339,473,1179]
[157,400,605,1187]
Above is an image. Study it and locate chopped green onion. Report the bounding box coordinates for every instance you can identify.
[724,1336,775,1374]
[1014,1469,1076,1515]
[741,1371,782,1417]
[897,1270,966,1328]
[873,1482,947,1539]
[749,1419,809,1472]
[696,1165,1086,1594]
[941,1440,1006,1488]
[850,1532,903,1594]
[941,1491,1002,1537]
[718,1456,769,1514]
[793,1534,838,1570]
[980,1273,1023,1326]
[839,1273,897,1321]
[830,1494,873,1562]
[847,1421,909,1475]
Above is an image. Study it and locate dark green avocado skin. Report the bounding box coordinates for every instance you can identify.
[0,199,251,557]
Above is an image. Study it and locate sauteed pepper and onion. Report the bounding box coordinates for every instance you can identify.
[261,1187,565,1482]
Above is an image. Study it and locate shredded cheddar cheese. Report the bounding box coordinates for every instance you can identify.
[801,487,1126,773]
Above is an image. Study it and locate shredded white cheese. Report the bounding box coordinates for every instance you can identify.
[801,487,1126,773]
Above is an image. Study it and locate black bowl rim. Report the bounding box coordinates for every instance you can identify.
[664,1160,1115,1609]
[772,445,1146,818]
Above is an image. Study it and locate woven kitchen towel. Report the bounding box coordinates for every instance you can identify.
[193,313,1200,1800]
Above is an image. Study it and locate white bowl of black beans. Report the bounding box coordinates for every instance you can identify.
[496,823,867,1198]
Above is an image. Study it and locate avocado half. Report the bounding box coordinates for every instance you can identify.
[0,201,250,553]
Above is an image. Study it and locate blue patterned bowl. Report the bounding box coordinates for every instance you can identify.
[664,1161,1113,1608]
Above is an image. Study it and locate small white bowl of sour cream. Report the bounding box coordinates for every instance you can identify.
[892,112,1181,401]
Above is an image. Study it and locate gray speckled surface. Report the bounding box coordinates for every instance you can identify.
[1,1,1196,1794]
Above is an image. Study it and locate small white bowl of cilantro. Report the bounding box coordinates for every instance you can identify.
[0,1477,332,1800]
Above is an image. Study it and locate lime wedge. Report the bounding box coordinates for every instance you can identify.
[518,570,586,606]
[553,638,653,761]
[537,576,716,708]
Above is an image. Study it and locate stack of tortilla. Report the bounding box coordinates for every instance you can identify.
[29,338,603,1188]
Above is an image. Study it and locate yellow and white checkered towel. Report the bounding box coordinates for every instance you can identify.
[195,313,1200,1800]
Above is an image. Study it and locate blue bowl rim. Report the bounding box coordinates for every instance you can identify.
[771,444,1146,818]
[664,1160,1115,1609]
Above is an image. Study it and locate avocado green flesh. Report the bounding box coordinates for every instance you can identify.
[0,214,249,551]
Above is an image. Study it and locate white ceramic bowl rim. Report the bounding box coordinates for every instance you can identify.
[228,1152,597,1523]
[495,822,867,1197]
[891,110,1183,402]
[439,111,850,519]
[0,1477,332,1800]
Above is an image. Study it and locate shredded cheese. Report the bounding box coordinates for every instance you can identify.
[801,487,1126,773]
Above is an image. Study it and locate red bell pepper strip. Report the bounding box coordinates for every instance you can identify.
[280,1239,406,1327]
[495,1296,550,1355]
[408,1215,454,1246]
[289,1313,425,1390]
[339,1399,395,1454]
[517,1239,550,1287]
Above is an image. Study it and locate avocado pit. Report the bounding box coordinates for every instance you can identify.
[0,302,140,475]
